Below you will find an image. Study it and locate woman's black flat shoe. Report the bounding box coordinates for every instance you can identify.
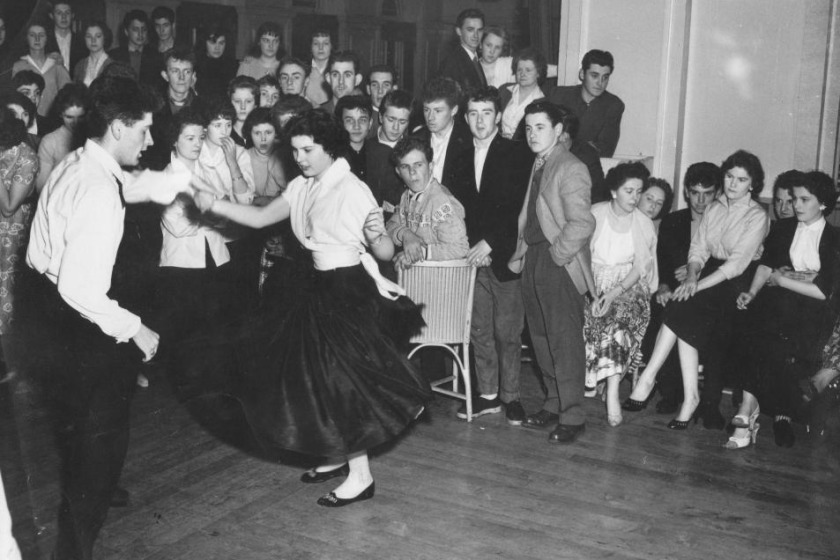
[317,482,375,507]
[300,464,349,484]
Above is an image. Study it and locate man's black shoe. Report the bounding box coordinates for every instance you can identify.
[521,409,559,429]
[548,423,585,444]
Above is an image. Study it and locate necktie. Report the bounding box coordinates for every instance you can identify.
[473,55,487,87]
[113,175,125,207]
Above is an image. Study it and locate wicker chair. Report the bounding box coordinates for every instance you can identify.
[398,260,478,420]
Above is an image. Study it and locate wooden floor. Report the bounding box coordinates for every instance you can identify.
[2,364,839,560]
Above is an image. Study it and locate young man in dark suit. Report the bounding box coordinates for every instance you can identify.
[546,50,624,157]
[109,10,160,86]
[454,86,533,424]
[365,89,413,214]
[45,1,86,75]
[438,8,487,95]
[414,77,472,198]
[643,162,720,414]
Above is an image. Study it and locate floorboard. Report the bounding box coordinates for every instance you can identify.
[2,364,839,560]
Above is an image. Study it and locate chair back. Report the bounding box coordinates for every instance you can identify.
[398,260,477,345]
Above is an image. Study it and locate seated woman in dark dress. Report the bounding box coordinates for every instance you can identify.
[727,171,840,448]
[624,150,770,430]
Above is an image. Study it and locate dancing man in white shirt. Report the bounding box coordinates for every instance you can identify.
[24,75,198,560]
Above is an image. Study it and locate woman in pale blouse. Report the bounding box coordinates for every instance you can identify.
[499,48,547,139]
[36,83,89,191]
[584,162,658,426]
[727,171,840,449]
[73,21,112,86]
[624,150,770,430]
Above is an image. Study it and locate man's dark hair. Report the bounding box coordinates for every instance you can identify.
[467,86,501,114]
[151,6,175,24]
[334,94,372,120]
[391,135,433,168]
[455,8,485,28]
[163,48,196,69]
[279,55,311,77]
[367,64,396,84]
[380,89,413,114]
[581,49,614,72]
[12,70,45,93]
[243,107,275,142]
[721,149,765,200]
[122,9,149,32]
[524,100,579,140]
[683,161,722,193]
[227,75,259,101]
[328,51,360,75]
[87,76,162,139]
[421,76,461,109]
[773,169,806,197]
[257,74,280,90]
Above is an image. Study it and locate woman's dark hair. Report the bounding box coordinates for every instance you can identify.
[0,106,27,151]
[50,83,91,122]
[800,171,838,216]
[203,96,236,124]
[645,177,674,219]
[167,107,206,150]
[605,161,650,194]
[248,21,284,60]
[721,149,764,199]
[773,169,806,197]
[285,109,347,160]
[512,47,548,84]
[2,92,37,128]
[243,107,274,142]
[199,22,231,58]
[83,20,113,51]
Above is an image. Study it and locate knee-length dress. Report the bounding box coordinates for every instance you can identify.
[174,158,431,458]
[584,202,658,389]
[736,217,840,415]
[0,142,38,335]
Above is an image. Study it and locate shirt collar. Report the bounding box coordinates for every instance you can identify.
[798,217,826,232]
[84,139,125,183]
[307,157,351,191]
[377,128,397,148]
[460,44,477,60]
[474,130,497,150]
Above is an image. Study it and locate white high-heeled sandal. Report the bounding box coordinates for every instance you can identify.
[724,407,760,449]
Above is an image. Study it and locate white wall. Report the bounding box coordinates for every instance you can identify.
[561,0,840,202]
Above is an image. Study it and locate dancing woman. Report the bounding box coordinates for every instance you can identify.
[624,150,769,429]
[193,109,430,506]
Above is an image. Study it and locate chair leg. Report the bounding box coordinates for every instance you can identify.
[463,343,472,422]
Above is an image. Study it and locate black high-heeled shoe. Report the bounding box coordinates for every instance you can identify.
[317,482,375,507]
[667,402,700,430]
[622,393,653,412]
